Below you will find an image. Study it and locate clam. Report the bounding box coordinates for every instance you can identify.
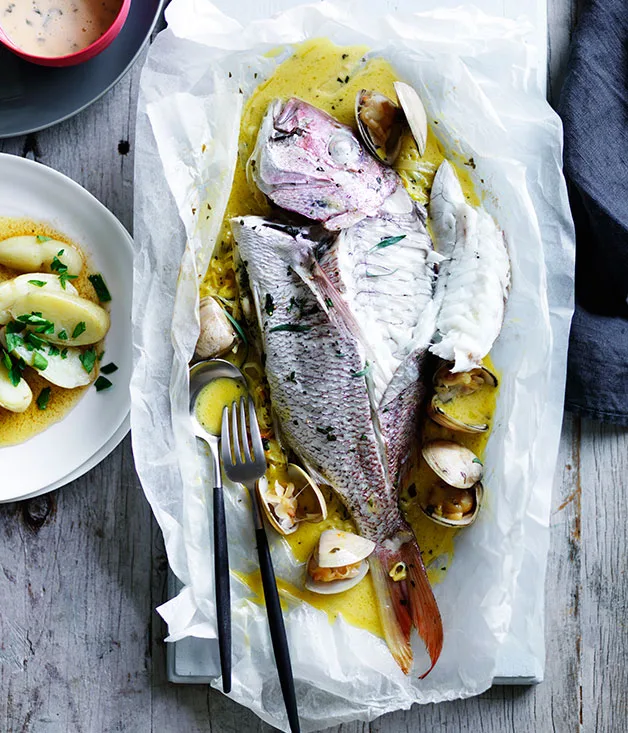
[355,82,428,165]
[428,363,498,434]
[304,529,375,595]
[257,463,327,536]
[420,480,484,528]
[421,439,483,489]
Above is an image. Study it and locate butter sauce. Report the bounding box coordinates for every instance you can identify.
[201,39,496,639]
[1,0,122,57]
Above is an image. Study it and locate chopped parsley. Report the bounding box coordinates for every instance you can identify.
[60,349,68,360]
[264,293,274,316]
[79,347,97,374]
[48,344,60,357]
[350,361,371,378]
[28,280,46,287]
[57,329,68,340]
[50,251,78,289]
[94,376,112,392]
[36,387,51,410]
[100,362,118,375]
[72,322,86,339]
[36,235,51,243]
[32,351,48,371]
[88,274,112,303]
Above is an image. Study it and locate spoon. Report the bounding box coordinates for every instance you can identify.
[189,358,247,695]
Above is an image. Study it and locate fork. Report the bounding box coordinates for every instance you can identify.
[221,397,300,733]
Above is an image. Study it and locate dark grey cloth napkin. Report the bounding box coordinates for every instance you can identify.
[558,0,628,426]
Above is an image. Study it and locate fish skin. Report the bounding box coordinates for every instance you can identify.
[429,160,510,372]
[323,202,440,483]
[231,215,443,676]
[249,98,399,230]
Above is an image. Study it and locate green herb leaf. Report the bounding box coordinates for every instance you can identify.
[60,349,68,360]
[50,255,67,274]
[370,234,406,252]
[72,322,86,339]
[269,323,312,333]
[48,344,60,356]
[79,348,96,374]
[6,321,25,335]
[58,272,78,290]
[5,331,23,352]
[28,280,47,287]
[36,387,51,410]
[25,332,47,350]
[17,312,49,326]
[88,274,112,303]
[97,351,105,361]
[36,235,51,243]
[1,349,12,372]
[366,268,399,278]
[94,376,112,392]
[264,293,274,316]
[32,351,48,371]
[58,329,68,340]
[350,361,371,378]
[100,362,118,375]
[472,457,483,465]
[222,309,247,345]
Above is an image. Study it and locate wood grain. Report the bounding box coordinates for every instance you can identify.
[2,1,627,732]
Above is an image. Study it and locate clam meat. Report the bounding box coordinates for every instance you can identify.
[305,529,375,595]
[428,363,498,433]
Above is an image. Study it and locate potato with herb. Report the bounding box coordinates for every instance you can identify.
[0,354,32,413]
[9,289,110,346]
[0,273,78,324]
[0,236,83,276]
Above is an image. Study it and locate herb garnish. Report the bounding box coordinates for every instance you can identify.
[17,312,55,334]
[370,234,406,252]
[58,329,68,340]
[72,322,86,339]
[94,376,112,392]
[28,280,46,287]
[25,332,47,350]
[269,324,312,333]
[100,362,118,375]
[88,274,112,303]
[50,250,78,289]
[350,361,371,378]
[264,293,274,316]
[32,352,48,371]
[79,347,97,374]
[48,344,60,356]
[36,387,51,410]
[222,309,247,345]
[366,268,399,278]
[60,349,68,360]
[36,235,51,243]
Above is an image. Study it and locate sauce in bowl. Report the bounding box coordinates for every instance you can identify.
[1,0,123,57]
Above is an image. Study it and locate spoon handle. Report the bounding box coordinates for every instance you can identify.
[213,485,232,693]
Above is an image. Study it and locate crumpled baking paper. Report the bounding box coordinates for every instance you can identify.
[131,0,575,729]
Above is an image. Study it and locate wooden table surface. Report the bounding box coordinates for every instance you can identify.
[2,1,627,731]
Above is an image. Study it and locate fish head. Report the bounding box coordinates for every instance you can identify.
[249,98,399,230]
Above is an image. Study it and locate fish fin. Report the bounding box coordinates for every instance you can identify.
[370,531,443,677]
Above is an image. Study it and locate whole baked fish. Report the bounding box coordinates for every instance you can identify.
[232,215,443,676]
[248,98,399,230]
[428,160,510,372]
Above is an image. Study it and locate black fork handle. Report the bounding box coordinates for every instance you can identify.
[213,485,232,694]
[253,512,300,733]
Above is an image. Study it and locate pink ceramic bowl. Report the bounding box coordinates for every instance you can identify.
[0,0,131,67]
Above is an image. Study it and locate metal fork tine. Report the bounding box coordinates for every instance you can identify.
[230,401,241,465]
[220,406,232,467]
[248,396,265,464]
[239,397,252,463]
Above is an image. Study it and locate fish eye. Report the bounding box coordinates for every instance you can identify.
[328,132,362,167]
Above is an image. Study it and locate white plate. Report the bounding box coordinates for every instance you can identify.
[0,154,132,502]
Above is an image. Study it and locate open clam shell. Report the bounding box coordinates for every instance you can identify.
[355,89,404,165]
[421,439,484,489]
[420,481,484,528]
[429,363,498,433]
[393,82,428,156]
[257,463,327,536]
[304,529,375,595]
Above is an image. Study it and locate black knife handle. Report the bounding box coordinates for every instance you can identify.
[255,525,300,733]
[213,485,232,694]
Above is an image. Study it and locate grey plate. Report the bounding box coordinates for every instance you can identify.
[0,0,165,139]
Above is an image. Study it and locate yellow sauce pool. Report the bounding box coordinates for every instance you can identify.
[195,377,246,436]
[0,217,99,447]
[200,39,497,640]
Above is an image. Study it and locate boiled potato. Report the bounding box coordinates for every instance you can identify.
[0,359,32,413]
[3,333,92,389]
[0,236,83,276]
[9,290,109,346]
[0,273,78,325]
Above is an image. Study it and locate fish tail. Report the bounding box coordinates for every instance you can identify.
[369,531,443,677]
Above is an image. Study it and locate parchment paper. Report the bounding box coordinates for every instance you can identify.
[131,0,575,728]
